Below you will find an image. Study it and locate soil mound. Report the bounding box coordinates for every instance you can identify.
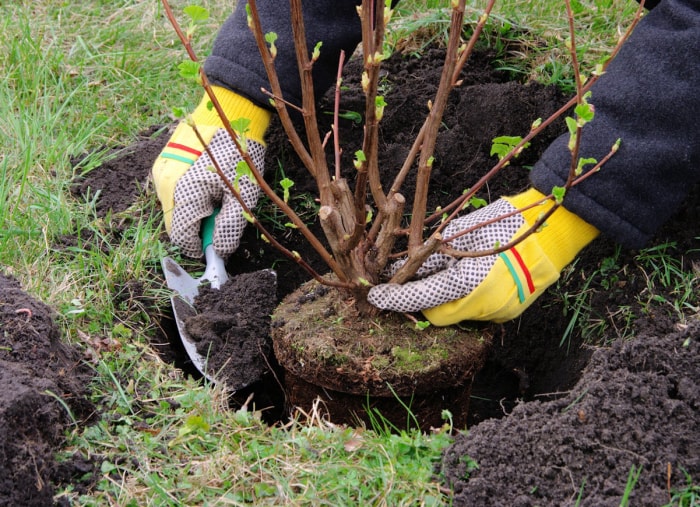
[441,316,700,506]
[0,274,96,506]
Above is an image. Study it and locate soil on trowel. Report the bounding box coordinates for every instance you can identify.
[0,274,96,506]
[69,43,700,503]
[183,269,277,390]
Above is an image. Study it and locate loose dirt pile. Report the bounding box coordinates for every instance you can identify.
[0,274,96,506]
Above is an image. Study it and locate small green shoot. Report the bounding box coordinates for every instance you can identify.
[312,41,323,61]
[279,176,294,203]
[354,149,367,170]
[375,95,387,120]
[265,32,278,58]
[415,320,431,331]
[552,186,566,204]
[620,464,642,507]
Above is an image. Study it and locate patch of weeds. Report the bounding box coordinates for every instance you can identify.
[386,5,453,56]
[635,242,700,321]
[663,468,700,507]
[555,246,639,349]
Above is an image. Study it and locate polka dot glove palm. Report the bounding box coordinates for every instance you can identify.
[170,128,265,258]
[367,189,599,325]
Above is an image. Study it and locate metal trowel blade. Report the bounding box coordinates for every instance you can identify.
[161,256,216,383]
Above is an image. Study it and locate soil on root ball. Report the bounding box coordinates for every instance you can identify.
[271,279,493,430]
[67,44,700,505]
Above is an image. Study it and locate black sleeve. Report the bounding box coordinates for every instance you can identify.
[530,0,700,248]
[203,0,363,109]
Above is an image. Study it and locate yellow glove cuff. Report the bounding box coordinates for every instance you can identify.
[422,228,560,324]
[422,188,599,325]
[506,188,599,272]
[192,86,271,145]
[152,123,220,233]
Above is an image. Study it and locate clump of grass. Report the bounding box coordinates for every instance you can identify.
[60,383,453,505]
[553,239,699,351]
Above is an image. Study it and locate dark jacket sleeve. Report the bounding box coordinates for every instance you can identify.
[530,0,700,248]
[204,0,363,109]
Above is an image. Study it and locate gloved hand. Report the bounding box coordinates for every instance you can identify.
[367,188,599,325]
[152,86,271,258]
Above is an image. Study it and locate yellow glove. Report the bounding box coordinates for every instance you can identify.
[152,86,271,257]
[367,188,599,325]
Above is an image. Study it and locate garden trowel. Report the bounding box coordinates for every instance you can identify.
[161,212,227,383]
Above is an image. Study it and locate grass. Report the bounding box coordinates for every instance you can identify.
[2,0,696,505]
[553,239,699,350]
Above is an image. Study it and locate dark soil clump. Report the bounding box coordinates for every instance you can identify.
[441,318,700,506]
[185,269,277,390]
[0,274,96,506]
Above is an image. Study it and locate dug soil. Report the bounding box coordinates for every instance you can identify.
[1,47,697,505]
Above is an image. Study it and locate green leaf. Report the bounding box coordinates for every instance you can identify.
[415,321,431,331]
[468,196,487,209]
[574,102,595,125]
[230,117,251,135]
[337,110,363,124]
[490,135,529,160]
[552,186,566,204]
[177,60,201,82]
[178,415,210,437]
[570,0,584,14]
[233,160,256,191]
[183,5,209,22]
[100,461,117,474]
[575,157,597,176]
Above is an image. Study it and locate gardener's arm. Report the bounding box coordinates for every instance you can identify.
[152,1,363,258]
[369,0,700,325]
